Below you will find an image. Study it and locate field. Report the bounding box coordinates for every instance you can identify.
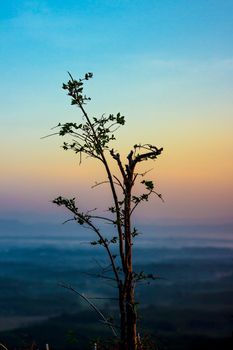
[0,220,232,349]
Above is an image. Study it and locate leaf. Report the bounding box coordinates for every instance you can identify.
[141,180,154,190]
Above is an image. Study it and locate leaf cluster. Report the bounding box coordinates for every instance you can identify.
[62,72,93,105]
[55,112,125,160]
[133,271,161,282]
[133,143,163,162]
[56,72,126,161]
[53,196,90,225]
[90,236,118,246]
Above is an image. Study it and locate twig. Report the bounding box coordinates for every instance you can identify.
[59,282,118,337]
[80,270,117,282]
[88,297,118,301]
[91,180,122,189]
[0,344,9,350]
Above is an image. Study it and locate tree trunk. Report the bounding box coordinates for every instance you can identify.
[119,287,127,349]
[126,280,137,349]
[124,179,137,350]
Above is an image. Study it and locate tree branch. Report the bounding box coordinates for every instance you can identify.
[53,197,121,287]
[59,282,118,337]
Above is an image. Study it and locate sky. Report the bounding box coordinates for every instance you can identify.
[0,0,233,225]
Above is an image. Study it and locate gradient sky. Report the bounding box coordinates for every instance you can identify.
[0,0,233,225]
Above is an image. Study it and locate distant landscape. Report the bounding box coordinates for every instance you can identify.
[0,220,232,349]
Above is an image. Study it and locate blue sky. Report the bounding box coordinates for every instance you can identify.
[1,0,233,81]
[0,0,232,224]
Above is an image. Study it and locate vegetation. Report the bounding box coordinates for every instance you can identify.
[49,72,163,349]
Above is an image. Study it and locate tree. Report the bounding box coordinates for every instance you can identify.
[50,72,163,350]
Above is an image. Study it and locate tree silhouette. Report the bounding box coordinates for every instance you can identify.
[49,72,163,350]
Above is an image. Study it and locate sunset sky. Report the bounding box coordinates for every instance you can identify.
[0,0,232,225]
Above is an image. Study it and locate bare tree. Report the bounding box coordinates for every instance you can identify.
[49,72,163,350]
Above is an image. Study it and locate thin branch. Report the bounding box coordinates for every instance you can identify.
[0,344,9,350]
[109,125,121,133]
[153,190,164,203]
[99,320,121,329]
[86,207,98,214]
[40,132,59,139]
[135,168,153,179]
[59,282,118,337]
[91,180,111,189]
[91,180,122,189]
[92,257,106,271]
[130,189,153,216]
[88,297,118,300]
[62,212,115,227]
[60,203,121,287]
[90,215,116,224]
[62,218,76,225]
[132,168,153,187]
[130,189,164,216]
[113,175,125,192]
[92,258,115,274]
[79,270,117,282]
